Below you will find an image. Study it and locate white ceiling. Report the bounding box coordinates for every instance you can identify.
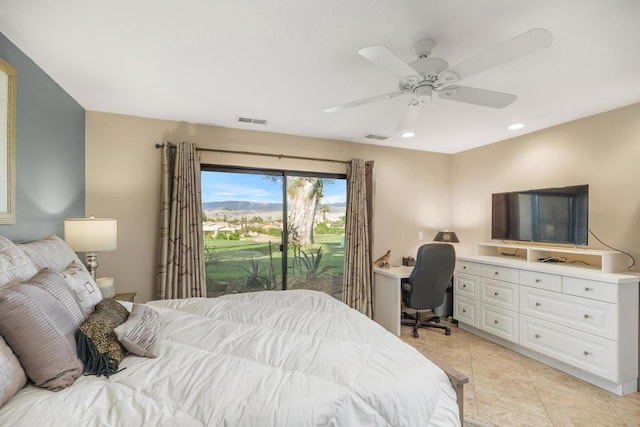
[1,0,639,154]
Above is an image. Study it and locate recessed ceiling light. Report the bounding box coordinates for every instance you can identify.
[508,123,524,130]
[401,131,415,138]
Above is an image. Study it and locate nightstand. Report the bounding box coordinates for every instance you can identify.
[114,292,136,302]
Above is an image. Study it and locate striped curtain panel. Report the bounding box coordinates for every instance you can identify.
[343,159,375,318]
[156,142,206,299]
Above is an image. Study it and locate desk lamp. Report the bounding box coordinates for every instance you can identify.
[433,230,459,243]
[64,216,117,280]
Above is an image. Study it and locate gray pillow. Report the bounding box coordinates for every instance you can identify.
[0,269,85,391]
[114,304,166,358]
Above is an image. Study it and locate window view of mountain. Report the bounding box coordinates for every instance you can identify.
[201,169,346,300]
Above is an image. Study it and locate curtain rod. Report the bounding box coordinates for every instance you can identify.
[155,143,349,165]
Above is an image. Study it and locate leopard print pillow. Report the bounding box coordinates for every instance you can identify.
[76,299,129,377]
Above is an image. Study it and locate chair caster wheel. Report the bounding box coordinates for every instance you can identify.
[445,330,451,336]
[412,330,419,338]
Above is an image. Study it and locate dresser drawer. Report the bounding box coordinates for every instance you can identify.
[454,295,479,327]
[454,273,479,299]
[520,315,617,380]
[480,278,519,310]
[455,260,479,275]
[480,264,519,283]
[519,270,562,292]
[520,286,617,339]
[480,304,518,343]
[563,277,618,303]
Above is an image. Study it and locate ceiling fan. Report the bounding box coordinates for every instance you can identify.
[324,28,553,132]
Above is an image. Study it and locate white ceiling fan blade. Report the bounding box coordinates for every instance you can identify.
[324,91,405,112]
[358,46,419,80]
[396,101,423,131]
[444,28,553,82]
[438,86,516,108]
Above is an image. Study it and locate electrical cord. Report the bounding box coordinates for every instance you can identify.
[569,260,590,265]
[501,249,520,257]
[588,229,636,269]
[538,256,567,263]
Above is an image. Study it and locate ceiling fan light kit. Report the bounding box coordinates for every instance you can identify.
[325,28,553,133]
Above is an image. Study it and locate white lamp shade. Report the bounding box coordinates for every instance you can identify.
[64,217,117,252]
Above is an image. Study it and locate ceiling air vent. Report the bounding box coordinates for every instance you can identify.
[236,116,268,125]
[364,134,389,140]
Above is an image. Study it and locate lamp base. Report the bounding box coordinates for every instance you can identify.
[85,252,98,280]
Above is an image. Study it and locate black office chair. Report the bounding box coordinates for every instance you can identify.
[401,243,455,338]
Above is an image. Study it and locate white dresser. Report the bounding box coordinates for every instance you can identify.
[454,243,639,396]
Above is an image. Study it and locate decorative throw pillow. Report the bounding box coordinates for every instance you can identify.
[0,235,38,287]
[0,269,84,391]
[76,299,129,377]
[18,235,84,272]
[59,261,103,314]
[114,304,166,358]
[0,335,27,407]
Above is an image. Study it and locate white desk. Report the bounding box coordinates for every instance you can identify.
[373,266,413,335]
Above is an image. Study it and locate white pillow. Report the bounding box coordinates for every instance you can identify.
[59,261,103,314]
[0,335,27,407]
[0,235,38,287]
[18,235,85,272]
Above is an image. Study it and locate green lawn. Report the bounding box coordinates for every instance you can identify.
[204,233,344,298]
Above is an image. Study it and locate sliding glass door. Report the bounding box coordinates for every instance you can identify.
[201,166,346,299]
[285,174,345,299]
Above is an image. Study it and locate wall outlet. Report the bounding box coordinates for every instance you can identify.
[418,231,424,240]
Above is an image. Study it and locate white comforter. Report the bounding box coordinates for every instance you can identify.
[0,290,460,426]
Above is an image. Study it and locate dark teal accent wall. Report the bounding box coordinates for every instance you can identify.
[0,32,85,242]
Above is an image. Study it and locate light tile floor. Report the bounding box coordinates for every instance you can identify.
[400,322,640,427]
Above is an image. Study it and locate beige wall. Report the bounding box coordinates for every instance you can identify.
[451,102,640,270]
[87,103,640,302]
[86,112,452,302]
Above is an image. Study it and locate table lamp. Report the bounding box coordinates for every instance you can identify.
[433,230,460,243]
[64,216,117,280]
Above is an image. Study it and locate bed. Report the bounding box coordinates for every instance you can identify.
[0,234,465,426]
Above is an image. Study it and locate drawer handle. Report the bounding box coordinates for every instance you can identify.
[535,302,541,307]
[462,284,467,288]
[494,271,499,275]
[494,291,499,296]
[493,320,498,324]
[534,334,540,339]
[535,279,541,283]
[584,314,591,319]
[584,287,592,292]
[583,351,590,356]
[463,266,467,270]
[462,309,466,313]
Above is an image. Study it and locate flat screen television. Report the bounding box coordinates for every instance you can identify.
[491,185,589,245]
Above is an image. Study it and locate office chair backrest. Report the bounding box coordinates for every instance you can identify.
[405,243,456,310]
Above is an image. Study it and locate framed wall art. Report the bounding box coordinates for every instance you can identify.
[0,56,16,224]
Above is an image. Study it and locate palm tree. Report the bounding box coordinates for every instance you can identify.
[320,203,330,223]
[287,177,323,245]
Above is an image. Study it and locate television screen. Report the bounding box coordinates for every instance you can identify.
[491,185,588,245]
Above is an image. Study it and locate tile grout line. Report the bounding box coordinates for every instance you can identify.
[523,360,555,425]
[465,338,481,421]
